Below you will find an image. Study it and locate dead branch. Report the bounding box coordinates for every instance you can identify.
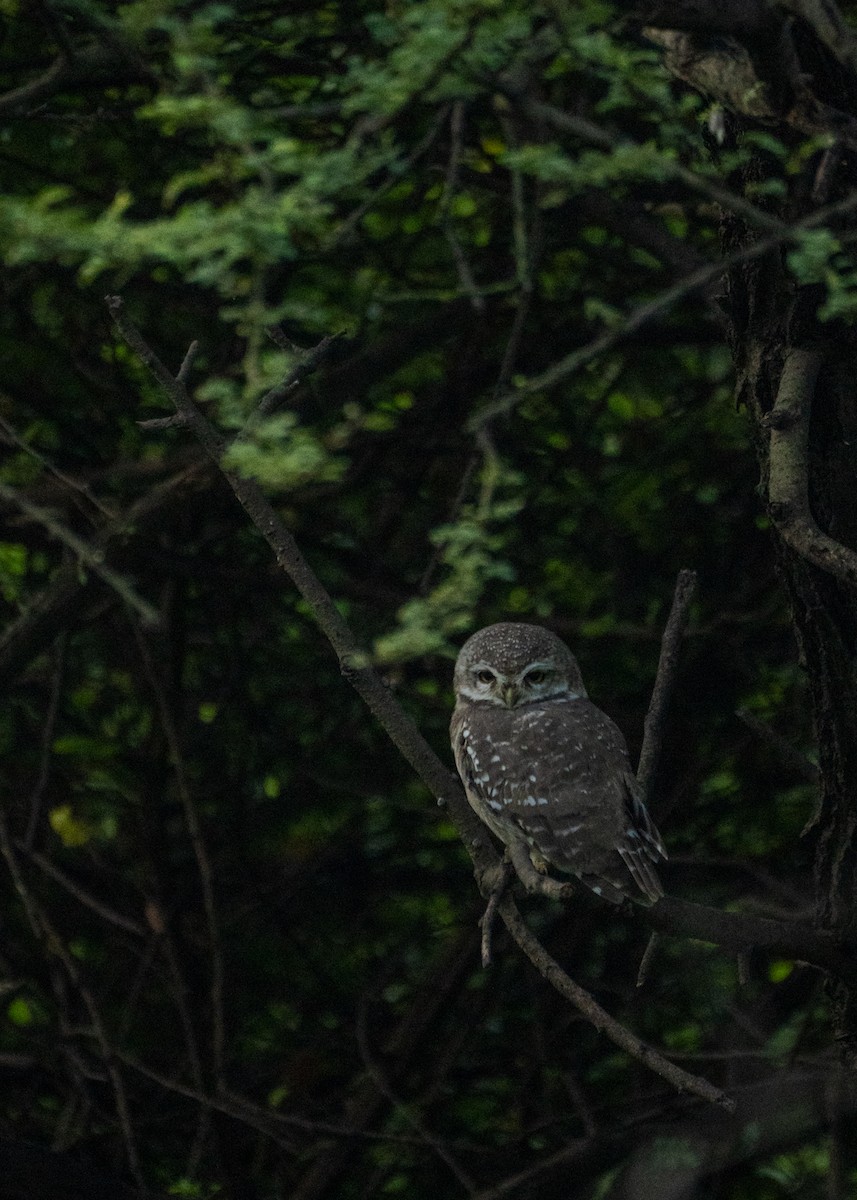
[637,568,697,799]
[736,708,820,783]
[134,626,227,1084]
[498,897,735,1111]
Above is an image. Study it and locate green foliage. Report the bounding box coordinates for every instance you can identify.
[0,0,847,1196]
[374,459,524,661]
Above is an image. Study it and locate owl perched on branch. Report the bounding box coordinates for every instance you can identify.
[450,623,665,905]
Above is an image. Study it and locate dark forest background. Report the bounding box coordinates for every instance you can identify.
[3,2,857,1197]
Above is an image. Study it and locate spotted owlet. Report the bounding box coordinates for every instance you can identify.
[450,623,665,904]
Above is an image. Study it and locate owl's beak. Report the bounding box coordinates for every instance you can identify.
[500,683,520,708]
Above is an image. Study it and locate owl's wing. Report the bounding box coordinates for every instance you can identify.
[497,699,666,904]
[613,770,665,903]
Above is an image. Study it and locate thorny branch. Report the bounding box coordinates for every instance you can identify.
[106,295,753,1111]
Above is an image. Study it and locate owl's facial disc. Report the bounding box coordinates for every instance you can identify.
[460,659,576,707]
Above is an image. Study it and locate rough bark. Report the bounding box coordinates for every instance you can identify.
[646,0,857,1061]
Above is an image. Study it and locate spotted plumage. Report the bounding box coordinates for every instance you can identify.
[450,623,665,904]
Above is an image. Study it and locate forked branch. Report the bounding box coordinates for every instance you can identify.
[114,295,853,1111]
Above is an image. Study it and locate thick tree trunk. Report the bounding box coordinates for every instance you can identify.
[645,0,857,1059]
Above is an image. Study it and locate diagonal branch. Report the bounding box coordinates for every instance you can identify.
[0,479,160,625]
[0,465,203,690]
[466,194,857,432]
[516,99,790,235]
[637,568,697,798]
[498,898,734,1110]
[105,296,480,829]
[105,296,853,1108]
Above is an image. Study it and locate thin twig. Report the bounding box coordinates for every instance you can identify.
[0,465,202,691]
[23,630,67,848]
[331,106,450,248]
[518,98,791,236]
[466,191,857,432]
[636,933,661,989]
[116,1050,431,1145]
[736,708,820,782]
[256,332,345,420]
[133,625,227,1086]
[0,807,145,1185]
[177,339,200,384]
[0,480,160,625]
[637,568,697,799]
[356,1002,477,1192]
[0,414,114,519]
[498,896,735,1111]
[14,841,147,936]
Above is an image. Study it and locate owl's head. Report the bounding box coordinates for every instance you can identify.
[453,623,586,708]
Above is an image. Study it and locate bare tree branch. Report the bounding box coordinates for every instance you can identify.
[105,296,482,835]
[0,807,145,1187]
[355,1001,478,1192]
[0,465,205,690]
[637,568,697,798]
[105,297,751,1110]
[467,192,857,431]
[133,626,227,1085]
[736,708,820,783]
[498,897,735,1111]
[0,480,160,626]
[517,99,790,235]
[0,42,136,118]
[766,346,857,588]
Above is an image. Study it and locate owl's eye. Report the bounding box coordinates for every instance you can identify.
[524,669,546,685]
[475,669,495,685]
